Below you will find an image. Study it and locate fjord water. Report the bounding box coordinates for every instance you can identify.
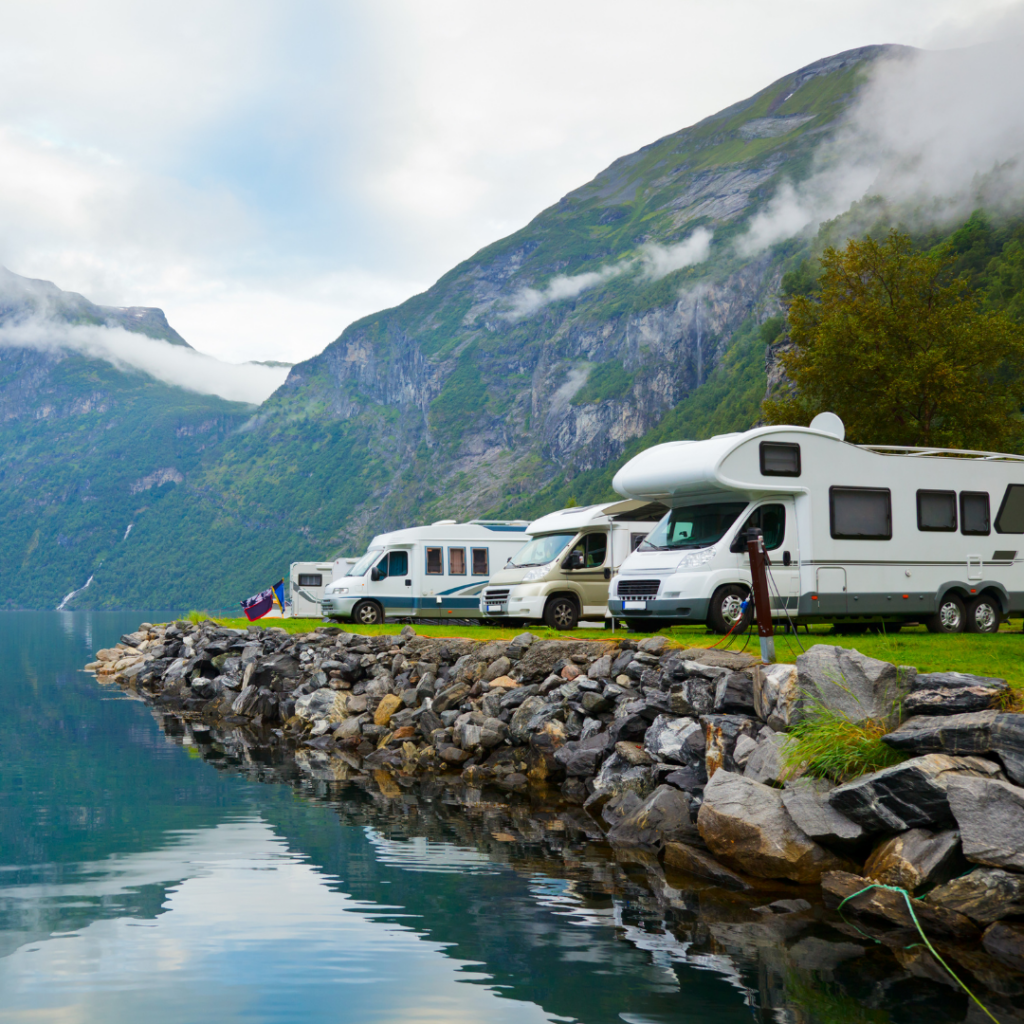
[0,613,977,1024]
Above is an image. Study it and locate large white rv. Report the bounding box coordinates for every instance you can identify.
[321,520,530,625]
[479,500,665,630]
[609,415,1024,634]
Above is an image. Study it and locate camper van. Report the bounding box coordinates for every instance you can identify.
[321,520,530,625]
[609,414,1024,634]
[479,501,665,630]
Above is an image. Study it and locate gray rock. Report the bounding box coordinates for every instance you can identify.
[333,715,367,741]
[882,711,1024,785]
[714,672,757,715]
[588,654,613,680]
[637,636,667,654]
[796,645,913,724]
[643,715,702,765]
[782,779,865,847]
[294,687,350,723]
[454,712,508,750]
[701,714,759,778]
[581,690,612,714]
[906,671,1009,716]
[732,734,758,768]
[828,754,1004,834]
[606,784,697,849]
[752,662,800,731]
[589,751,657,802]
[663,842,753,892]
[863,828,963,894]
[697,770,849,883]
[926,867,1024,924]
[482,656,512,682]
[515,640,608,684]
[664,765,708,792]
[947,775,1024,871]
[555,732,614,776]
[983,922,1024,973]
[506,632,538,660]
[743,729,788,786]
[752,899,813,915]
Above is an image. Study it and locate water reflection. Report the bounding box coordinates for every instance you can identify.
[1,613,1022,1024]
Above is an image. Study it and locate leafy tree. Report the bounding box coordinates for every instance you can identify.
[763,230,1024,449]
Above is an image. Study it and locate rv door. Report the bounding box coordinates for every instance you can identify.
[815,567,848,615]
[368,549,413,616]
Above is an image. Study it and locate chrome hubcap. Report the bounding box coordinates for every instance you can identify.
[358,605,377,624]
[939,601,962,630]
[553,604,574,628]
[974,602,997,631]
[721,594,745,625]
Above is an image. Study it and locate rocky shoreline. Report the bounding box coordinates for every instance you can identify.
[86,619,1024,986]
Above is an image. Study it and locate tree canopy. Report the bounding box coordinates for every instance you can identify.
[763,229,1024,450]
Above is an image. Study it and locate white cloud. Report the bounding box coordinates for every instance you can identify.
[0,318,288,404]
[639,229,715,279]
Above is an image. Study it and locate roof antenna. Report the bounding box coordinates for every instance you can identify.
[809,411,845,440]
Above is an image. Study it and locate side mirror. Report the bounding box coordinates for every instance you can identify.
[562,551,584,571]
[370,566,382,582]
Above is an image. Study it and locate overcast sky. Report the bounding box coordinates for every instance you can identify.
[0,0,1020,365]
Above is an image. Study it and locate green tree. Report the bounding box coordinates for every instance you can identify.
[763,230,1024,449]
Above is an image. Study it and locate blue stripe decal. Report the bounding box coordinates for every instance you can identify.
[482,526,528,532]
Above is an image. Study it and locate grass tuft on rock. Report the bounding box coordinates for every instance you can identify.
[782,707,909,784]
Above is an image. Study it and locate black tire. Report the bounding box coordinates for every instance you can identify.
[351,600,383,626]
[926,593,966,634]
[831,623,868,635]
[707,584,752,635]
[967,594,1001,634]
[544,596,579,631]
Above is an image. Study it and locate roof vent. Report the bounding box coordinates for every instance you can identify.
[432,519,457,525]
[810,412,845,440]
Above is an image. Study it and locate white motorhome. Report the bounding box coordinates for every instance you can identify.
[479,500,665,630]
[609,414,1024,635]
[321,520,530,625]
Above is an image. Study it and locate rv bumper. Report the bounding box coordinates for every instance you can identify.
[607,597,710,621]
[321,596,357,619]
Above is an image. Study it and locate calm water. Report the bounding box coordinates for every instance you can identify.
[0,613,1010,1023]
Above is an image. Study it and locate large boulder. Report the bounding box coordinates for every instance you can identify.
[862,828,963,894]
[508,695,551,743]
[781,779,864,849]
[643,715,703,765]
[453,712,508,751]
[743,729,788,786]
[295,687,351,723]
[713,672,757,715]
[827,754,1003,834]
[605,784,697,849]
[947,775,1024,871]
[555,732,614,776]
[701,715,759,778]
[905,671,1009,716]
[514,640,612,685]
[697,770,850,883]
[589,751,657,803]
[796,646,913,724]
[925,867,1024,924]
[752,663,800,730]
[882,711,1024,785]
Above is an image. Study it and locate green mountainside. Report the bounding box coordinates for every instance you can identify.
[7,44,1024,611]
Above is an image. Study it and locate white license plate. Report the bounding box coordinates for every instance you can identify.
[622,600,647,610]
[486,604,503,613]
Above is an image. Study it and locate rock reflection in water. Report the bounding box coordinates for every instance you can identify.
[155,710,1024,1024]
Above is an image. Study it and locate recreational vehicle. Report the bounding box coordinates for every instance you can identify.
[609,413,1024,634]
[479,500,665,630]
[321,520,530,624]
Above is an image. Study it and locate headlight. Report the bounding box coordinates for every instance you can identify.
[676,547,716,571]
[522,562,553,582]
[326,586,349,595]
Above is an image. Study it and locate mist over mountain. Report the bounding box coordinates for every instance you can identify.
[5,41,1024,611]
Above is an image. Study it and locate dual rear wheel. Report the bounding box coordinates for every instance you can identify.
[926,593,1001,634]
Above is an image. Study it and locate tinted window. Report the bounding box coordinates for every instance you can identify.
[640,502,748,551]
[471,548,489,575]
[297,573,323,587]
[570,533,608,568]
[509,534,574,567]
[389,551,408,577]
[449,548,466,574]
[760,441,801,477]
[426,548,443,574]
[996,485,1024,534]
[961,492,991,536]
[630,532,648,551]
[830,487,892,540]
[731,504,786,551]
[917,490,957,532]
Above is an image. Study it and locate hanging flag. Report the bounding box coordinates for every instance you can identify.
[241,579,285,621]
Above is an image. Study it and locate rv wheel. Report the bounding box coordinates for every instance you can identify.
[352,600,383,626]
[707,585,751,635]
[926,594,966,634]
[543,596,579,631]
[967,594,1001,634]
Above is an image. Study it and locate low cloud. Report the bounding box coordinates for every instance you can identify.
[0,318,289,404]
[505,228,714,318]
[734,40,1024,256]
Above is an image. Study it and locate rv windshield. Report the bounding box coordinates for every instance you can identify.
[347,548,383,576]
[640,502,748,551]
[509,533,575,567]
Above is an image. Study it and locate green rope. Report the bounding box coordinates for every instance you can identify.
[837,883,1001,1024]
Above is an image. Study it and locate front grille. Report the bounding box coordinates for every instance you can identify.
[617,579,661,598]
[484,588,510,602]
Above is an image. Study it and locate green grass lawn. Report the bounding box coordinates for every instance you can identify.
[207,616,1023,689]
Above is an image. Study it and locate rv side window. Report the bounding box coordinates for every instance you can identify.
[830,487,891,540]
[961,492,991,536]
[388,551,408,577]
[995,485,1024,534]
[425,548,443,574]
[731,504,786,551]
[760,441,801,477]
[630,532,647,551]
[297,573,323,587]
[471,548,489,575]
[449,547,466,575]
[917,490,957,532]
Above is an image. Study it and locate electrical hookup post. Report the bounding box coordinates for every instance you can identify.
[746,527,776,664]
